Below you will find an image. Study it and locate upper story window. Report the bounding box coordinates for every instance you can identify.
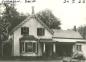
[37,28,45,36]
[76,45,82,51]
[21,27,29,35]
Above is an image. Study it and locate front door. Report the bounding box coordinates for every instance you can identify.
[56,42,73,57]
[45,43,53,57]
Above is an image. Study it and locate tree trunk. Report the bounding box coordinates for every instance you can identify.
[1,42,3,56]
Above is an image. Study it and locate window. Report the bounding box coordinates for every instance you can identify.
[21,27,29,35]
[76,45,82,51]
[37,28,45,36]
[20,42,37,53]
[25,42,33,52]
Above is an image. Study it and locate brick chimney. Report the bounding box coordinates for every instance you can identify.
[73,26,77,31]
[31,6,35,18]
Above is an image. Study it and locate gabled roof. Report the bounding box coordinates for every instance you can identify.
[10,15,54,34]
[53,29,82,39]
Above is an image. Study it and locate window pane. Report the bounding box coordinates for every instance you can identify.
[20,42,37,53]
[76,45,81,51]
[25,42,33,52]
[37,28,45,36]
[33,43,36,52]
[21,27,29,35]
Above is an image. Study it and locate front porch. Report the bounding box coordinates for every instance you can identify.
[55,42,74,57]
[19,36,75,57]
[19,35,38,56]
[39,39,74,57]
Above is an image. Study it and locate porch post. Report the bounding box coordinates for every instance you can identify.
[43,43,45,53]
[24,42,25,52]
[53,43,56,53]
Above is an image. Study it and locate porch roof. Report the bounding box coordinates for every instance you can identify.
[53,38,86,43]
[53,29,82,39]
[39,39,54,42]
[19,35,38,41]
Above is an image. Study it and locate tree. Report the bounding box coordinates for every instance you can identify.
[0,3,27,56]
[78,26,86,39]
[73,26,77,31]
[2,4,27,33]
[36,10,61,29]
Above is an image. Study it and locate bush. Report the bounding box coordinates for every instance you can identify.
[72,52,85,60]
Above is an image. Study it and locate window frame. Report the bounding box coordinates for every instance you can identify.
[76,45,82,51]
[20,41,37,53]
[25,42,33,52]
[37,28,45,36]
[21,27,29,35]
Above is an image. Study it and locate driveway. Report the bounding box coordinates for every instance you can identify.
[0,60,62,62]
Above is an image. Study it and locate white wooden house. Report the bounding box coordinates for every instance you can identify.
[9,14,86,57]
[9,15,54,56]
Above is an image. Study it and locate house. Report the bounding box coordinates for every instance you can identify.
[9,14,54,56]
[53,29,86,57]
[9,14,86,58]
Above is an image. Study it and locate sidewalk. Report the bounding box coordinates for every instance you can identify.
[0,60,63,62]
[0,56,62,61]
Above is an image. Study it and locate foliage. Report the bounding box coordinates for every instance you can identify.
[0,4,27,41]
[36,10,61,29]
[0,15,9,41]
[0,4,27,56]
[2,4,27,33]
[72,52,85,60]
[78,26,86,39]
[3,39,12,56]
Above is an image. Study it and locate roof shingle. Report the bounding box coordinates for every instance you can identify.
[53,29,82,39]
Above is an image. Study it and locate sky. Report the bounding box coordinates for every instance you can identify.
[0,0,86,30]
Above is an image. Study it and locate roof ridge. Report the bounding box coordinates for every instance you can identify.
[34,15,54,34]
[10,14,54,34]
[53,29,82,39]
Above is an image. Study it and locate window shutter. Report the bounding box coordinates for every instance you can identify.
[20,42,24,53]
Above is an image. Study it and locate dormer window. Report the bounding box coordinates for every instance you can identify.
[21,27,29,35]
[37,28,45,36]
